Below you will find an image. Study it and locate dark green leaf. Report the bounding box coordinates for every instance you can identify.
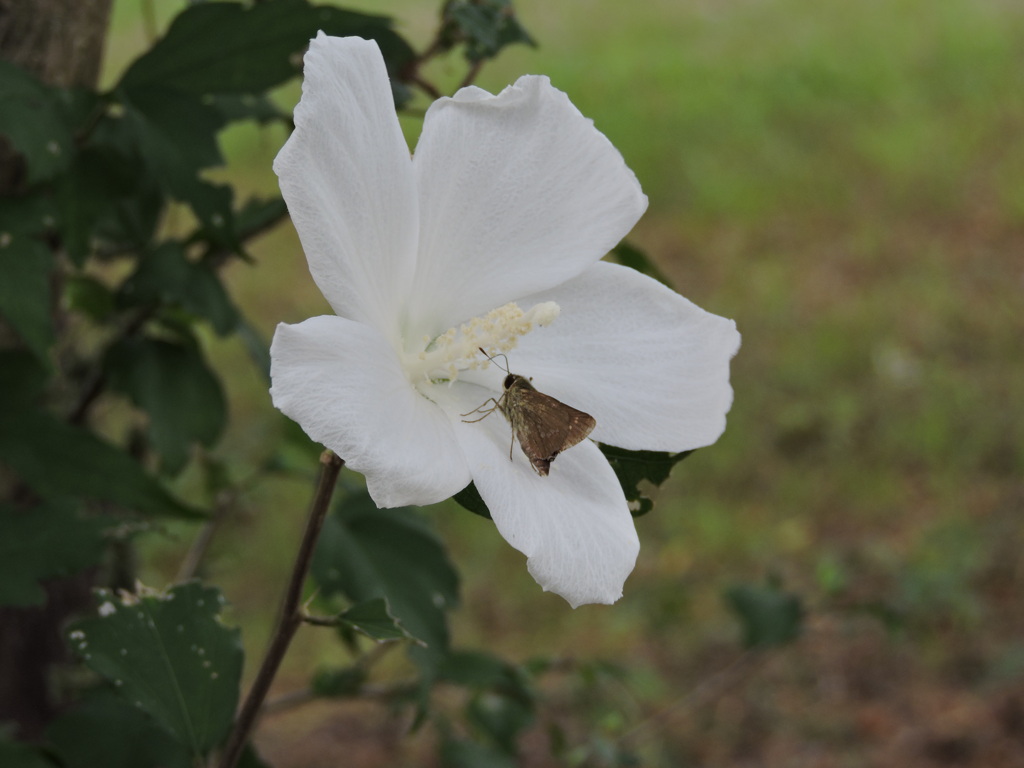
[86,117,166,251]
[210,94,288,125]
[236,317,271,384]
[46,690,191,768]
[237,743,273,768]
[598,445,694,517]
[54,144,139,266]
[338,597,424,644]
[438,650,534,752]
[187,181,238,250]
[64,275,116,323]
[0,405,199,518]
[121,86,222,174]
[0,739,57,768]
[120,242,239,334]
[0,61,74,183]
[0,192,56,237]
[437,650,521,689]
[311,665,367,698]
[0,348,47,407]
[444,0,536,62]
[105,336,227,474]
[235,196,287,240]
[119,0,408,95]
[467,690,534,755]
[440,738,517,768]
[119,87,236,241]
[724,580,804,649]
[311,491,459,656]
[0,501,107,607]
[0,232,53,359]
[99,176,164,251]
[611,240,671,287]
[66,582,242,757]
[453,481,491,519]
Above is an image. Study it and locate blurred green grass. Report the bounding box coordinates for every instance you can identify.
[107,0,1024,763]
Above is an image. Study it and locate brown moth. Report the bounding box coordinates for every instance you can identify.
[462,349,596,476]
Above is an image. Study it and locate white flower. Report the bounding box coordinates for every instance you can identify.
[270,34,740,607]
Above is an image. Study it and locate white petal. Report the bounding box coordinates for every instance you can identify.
[445,385,639,607]
[274,35,417,342]
[270,315,471,507]
[513,262,741,452]
[407,75,648,335]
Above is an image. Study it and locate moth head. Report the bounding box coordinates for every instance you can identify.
[503,374,517,390]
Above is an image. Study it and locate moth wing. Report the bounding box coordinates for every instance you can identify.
[513,389,597,461]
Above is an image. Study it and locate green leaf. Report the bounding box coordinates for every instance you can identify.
[338,597,424,644]
[238,743,273,768]
[310,665,367,698]
[467,691,534,755]
[120,242,239,334]
[440,738,517,768]
[209,94,288,125]
[0,232,53,360]
[444,0,536,62]
[54,143,139,266]
[0,739,57,768]
[598,445,695,517]
[64,275,116,323]
[120,86,223,176]
[611,240,671,287]
[186,181,238,250]
[0,402,200,518]
[438,651,535,753]
[105,336,227,474]
[46,689,191,768]
[724,580,804,649]
[0,192,56,237]
[452,481,491,519]
[0,61,74,183]
[118,87,235,241]
[311,491,459,656]
[66,582,242,758]
[85,119,165,251]
[236,316,271,384]
[0,348,47,406]
[437,650,521,689]
[235,196,287,240]
[99,176,163,251]
[0,501,107,607]
[119,0,408,95]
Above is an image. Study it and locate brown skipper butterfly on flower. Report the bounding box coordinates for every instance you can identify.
[462,348,596,476]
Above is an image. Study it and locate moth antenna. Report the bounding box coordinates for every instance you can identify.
[477,346,511,375]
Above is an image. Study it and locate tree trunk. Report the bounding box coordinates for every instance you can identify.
[0,0,112,88]
[0,0,113,740]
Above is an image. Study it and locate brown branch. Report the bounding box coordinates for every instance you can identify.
[67,305,153,425]
[217,450,345,768]
[408,73,443,101]
[459,58,485,90]
[175,493,230,583]
[617,649,766,748]
[262,678,419,717]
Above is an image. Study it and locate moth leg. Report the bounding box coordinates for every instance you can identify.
[460,398,501,422]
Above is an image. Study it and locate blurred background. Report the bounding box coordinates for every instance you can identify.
[105,1,1024,765]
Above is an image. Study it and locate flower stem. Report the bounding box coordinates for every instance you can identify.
[217,450,344,768]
